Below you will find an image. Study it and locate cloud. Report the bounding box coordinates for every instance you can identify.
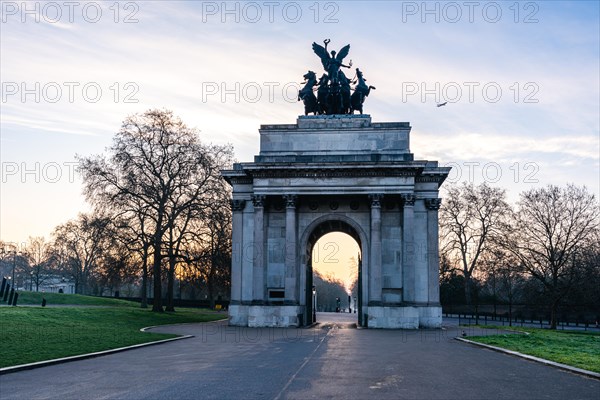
[1,1,598,242]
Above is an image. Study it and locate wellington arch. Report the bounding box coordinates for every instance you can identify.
[222,115,450,328]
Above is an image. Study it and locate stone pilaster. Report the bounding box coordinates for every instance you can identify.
[284,194,298,303]
[230,199,246,303]
[402,194,415,303]
[425,198,442,304]
[369,194,383,304]
[252,195,266,302]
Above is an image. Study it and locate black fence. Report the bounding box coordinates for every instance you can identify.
[449,313,600,331]
[443,302,600,331]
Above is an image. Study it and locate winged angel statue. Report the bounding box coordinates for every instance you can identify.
[312,39,352,86]
[298,39,375,116]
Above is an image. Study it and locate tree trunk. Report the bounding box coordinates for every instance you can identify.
[464,273,473,306]
[165,256,176,312]
[550,299,559,329]
[152,241,163,312]
[140,253,148,308]
[208,276,215,309]
[208,252,216,309]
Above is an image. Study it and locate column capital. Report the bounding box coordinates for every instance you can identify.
[369,193,383,208]
[251,194,266,208]
[230,199,246,212]
[425,198,442,210]
[283,194,298,209]
[402,193,416,206]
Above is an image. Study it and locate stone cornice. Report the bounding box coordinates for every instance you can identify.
[251,169,422,179]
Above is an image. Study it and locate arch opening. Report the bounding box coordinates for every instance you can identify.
[303,218,366,326]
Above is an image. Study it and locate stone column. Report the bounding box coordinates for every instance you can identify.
[252,195,266,303]
[369,194,383,304]
[284,194,298,303]
[425,198,442,304]
[230,199,246,304]
[402,194,416,303]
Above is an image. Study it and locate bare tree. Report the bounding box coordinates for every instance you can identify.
[506,184,599,329]
[94,234,138,297]
[184,191,232,308]
[481,248,525,324]
[440,182,512,305]
[51,213,111,294]
[24,237,51,291]
[0,242,27,289]
[112,203,155,307]
[78,109,233,312]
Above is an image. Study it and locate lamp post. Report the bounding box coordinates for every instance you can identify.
[312,285,316,323]
[30,271,34,291]
[12,251,17,285]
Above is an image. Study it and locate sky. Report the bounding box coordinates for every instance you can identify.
[1,1,599,272]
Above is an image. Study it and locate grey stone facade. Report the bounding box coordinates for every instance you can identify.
[222,115,449,328]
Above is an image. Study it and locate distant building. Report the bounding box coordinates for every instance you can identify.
[25,276,76,294]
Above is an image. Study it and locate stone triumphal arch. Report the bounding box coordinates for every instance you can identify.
[222,115,449,328]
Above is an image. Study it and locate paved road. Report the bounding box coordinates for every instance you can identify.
[1,313,598,399]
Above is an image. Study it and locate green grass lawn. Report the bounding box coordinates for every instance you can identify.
[468,326,600,373]
[0,305,226,368]
[15,291,139,307]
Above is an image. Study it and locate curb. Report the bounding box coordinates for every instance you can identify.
[455,337,600,380]
[141,317,228,332]
[0,334,193,376]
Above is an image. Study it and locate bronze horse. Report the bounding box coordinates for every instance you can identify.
[350,68,375,114]
[298,71,318,115]
[316,74,329,115]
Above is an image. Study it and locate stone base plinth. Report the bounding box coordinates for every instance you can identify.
[366,305,442,329]
[229,305,303,327]
[228,305,249,326]
[418,305,443,328]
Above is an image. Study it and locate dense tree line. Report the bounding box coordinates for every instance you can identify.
[440,182,599,329]
[314,271,351,312]
[0,110,233,312]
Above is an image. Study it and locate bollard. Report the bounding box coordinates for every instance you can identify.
[2,284,9,302]
[11,292,18,306]
[0,277,6,298]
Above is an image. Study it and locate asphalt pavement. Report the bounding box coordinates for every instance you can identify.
[1,312,598,399]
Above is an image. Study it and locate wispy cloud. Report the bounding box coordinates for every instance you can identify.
[1,1,598,242]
